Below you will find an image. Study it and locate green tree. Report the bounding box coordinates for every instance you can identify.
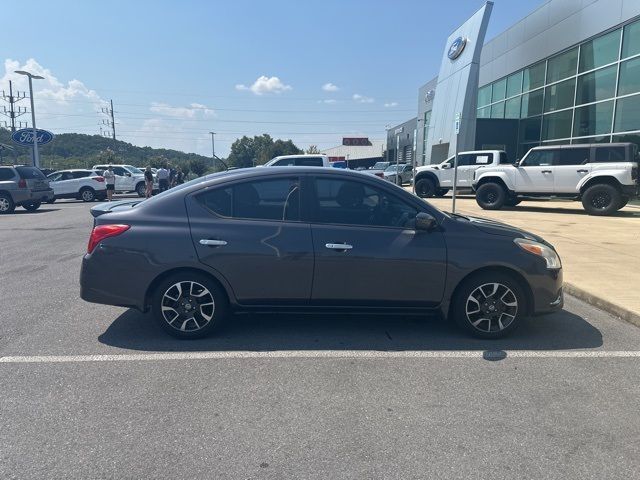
[306,145,320,154]
[227,134,303,168]
[189,158,208,177]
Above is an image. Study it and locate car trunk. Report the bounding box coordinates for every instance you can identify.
[16,166,49,191]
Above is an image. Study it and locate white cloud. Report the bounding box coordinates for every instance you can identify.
[353,93,374,103]
[149,101,215,118]
[384,102,399,107]
[317,99,338,104]
[322,82,339,92]
[235,75,292,95]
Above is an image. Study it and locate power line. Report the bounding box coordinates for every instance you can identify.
[100,99,116,139]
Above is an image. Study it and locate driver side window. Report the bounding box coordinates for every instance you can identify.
[521,150,555,167]
[312,178,417,228]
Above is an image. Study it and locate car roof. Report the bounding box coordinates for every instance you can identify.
[530,143,633,150]
[272,154,327,159]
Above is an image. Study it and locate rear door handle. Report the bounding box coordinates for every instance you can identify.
[325,243,353,251]
[199,239,228,247]
[541,170,552,174]
[576,169,589,173]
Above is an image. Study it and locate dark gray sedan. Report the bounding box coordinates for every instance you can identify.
[80,167,563,339]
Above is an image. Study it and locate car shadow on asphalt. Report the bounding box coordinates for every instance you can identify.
[98,308,603,352]
[504,205,640,217]
[9,208,60,214]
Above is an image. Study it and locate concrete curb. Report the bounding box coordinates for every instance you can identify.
[565,282,640,328]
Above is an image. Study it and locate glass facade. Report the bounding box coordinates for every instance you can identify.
[477,18,640,155]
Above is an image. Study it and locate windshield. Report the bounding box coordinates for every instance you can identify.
[384,165,403,172]
[372,162,389,170]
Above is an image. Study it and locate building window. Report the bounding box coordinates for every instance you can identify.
[492,78,507,102]
[622,19,640,59]
[542,110,573,140]
[544,78,576,112]
[546,48,578,83]
[523,62,546,92]
[573,100,614,137]
[579,29,620,72]
[618,57,640,96]
[576,65,617,105]
[506,71,523,98]
[612,133,640,150]
[491,101,505,119]
[505,96,521,119]
[614,93,640,133]
[521,89,544,117]
[477,106,491,118]
[572,135,611,144]
[519,116,542,143]
[478,85,492,107]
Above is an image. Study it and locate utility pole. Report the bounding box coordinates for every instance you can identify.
[15,70,45,168]
[101,100,116,140]
[209,131,215,165]
[1,81,29,132]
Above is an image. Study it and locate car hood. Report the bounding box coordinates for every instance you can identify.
[90,199,144,218]
[452,213,546,243]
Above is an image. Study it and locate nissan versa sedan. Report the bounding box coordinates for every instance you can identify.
[80,167,563,339]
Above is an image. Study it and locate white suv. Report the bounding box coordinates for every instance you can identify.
[46,169,107,203]
[473,143,639,216]
[414,150,510,197]
[92,164,148,197]
[263,155,330,167]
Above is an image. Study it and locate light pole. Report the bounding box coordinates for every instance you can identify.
[15,70,44,168]
[209,131,216,163]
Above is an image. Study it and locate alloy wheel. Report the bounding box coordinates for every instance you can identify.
[0,197,10,212]
[590,192,611,210]
[161,281,215,332]
[81,190,95,202]
[465,282,518,333]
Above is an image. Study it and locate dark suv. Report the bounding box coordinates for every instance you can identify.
[0,165,54,213]
[81,167,563,340]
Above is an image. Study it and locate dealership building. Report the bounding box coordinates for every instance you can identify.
[392,0,640,165]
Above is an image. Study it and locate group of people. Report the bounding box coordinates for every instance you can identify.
[102,165,185,202]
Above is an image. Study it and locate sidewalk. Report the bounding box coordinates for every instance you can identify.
[424,194,640,326]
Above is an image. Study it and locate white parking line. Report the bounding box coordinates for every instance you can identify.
[1,350,640,364]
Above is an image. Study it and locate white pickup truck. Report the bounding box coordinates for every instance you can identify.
[472,143,639,216]
[414,150,510,198]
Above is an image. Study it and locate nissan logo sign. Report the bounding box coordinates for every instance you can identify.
[448,36,467,60]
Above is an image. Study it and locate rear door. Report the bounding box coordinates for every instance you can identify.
[15,166,49,192]
[514,150,555,193]
[308,174,447,307]
[186,175,314,305]
[553,147,591,193]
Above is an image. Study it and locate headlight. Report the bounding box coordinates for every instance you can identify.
[514,238,561,269]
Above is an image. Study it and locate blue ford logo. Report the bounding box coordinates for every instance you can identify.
[448,36,467,60]
[11,128,54,146]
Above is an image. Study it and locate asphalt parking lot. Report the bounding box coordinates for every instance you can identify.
[1,199,640,479]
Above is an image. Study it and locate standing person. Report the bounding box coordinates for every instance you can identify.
[176,167,184,185]
[157,165,169,192]
[169,164,176,188]
[144,166,154,199]
[104,165,115,201]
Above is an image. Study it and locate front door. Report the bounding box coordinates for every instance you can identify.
[514,149,555,193]
[111,166,130,191]
[186,175,314,305]
[308,175,447,307]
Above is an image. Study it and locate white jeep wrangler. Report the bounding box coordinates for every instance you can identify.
[473,143,639,216]
[414,150,511,198]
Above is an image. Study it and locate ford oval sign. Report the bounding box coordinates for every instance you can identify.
[448,36,467,60]
[11,128,54,146]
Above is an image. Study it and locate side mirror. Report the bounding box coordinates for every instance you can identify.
[125,172,132,177]
[415,212,436,231]
[441,163,451,169]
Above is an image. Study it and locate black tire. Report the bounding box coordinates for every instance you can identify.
[23,201,41,212]
[476,182,507,210]
[434,188,449,197]
[46,197,56,204]
[79,187,96,202]
[618,196,629,210]
[415,177,436,198]
[451,271,527,339]
[504,197,521,207]
[136,182,146,198]
[151,272,229,339]
[581,184,621,216]
[0,193,15,214]
[396,176,403,186]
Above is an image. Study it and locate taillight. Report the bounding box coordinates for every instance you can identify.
[375,172,384,178]
[18,179,27,188]
[87,224,130,254]
[92,176,105,182]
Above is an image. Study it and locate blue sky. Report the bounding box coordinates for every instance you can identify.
[2,0,541,157]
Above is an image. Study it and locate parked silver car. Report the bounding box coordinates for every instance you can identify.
[0,165,54,213]
[383,163,414,185]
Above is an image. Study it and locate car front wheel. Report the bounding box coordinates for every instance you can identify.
[0,193,15,214]
[79,187,96,202]
[151,272,229,339]
[452,272,527,339]
[23,201,41,212]
[476,182,506,210]
[415,178,436,198]
[136,182,146,197]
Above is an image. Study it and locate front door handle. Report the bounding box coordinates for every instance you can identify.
[325,243,353,251]
[199,239,228,247]
[576,169,589,174]
[541,170,552,174]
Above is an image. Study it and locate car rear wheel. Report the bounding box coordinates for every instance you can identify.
[452,272,527,339]
[476,182,506,210]
[152,272,229,339]
[79,187,96,202]
[136,182,146,197]
[46,197,56,204]
[0,193,15,214]
[415,177,436,198]
[23,201,41,212]
[581,184,621,216]
[434,188,449,197]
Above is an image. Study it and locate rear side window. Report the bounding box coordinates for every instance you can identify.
[554,148,590,166]
[199,177,300,221]
[472,154,492,165]
[15,167,46,179]
[72,171,91,178]
[0,168,15,181]
[273,159,295,166]
[295,157,323,166]
[594,146,627,163]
